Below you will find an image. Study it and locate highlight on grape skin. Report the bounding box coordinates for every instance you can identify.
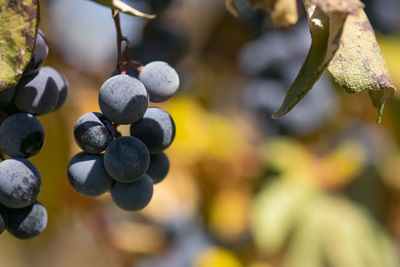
[0,158,41,209]
[130,107,176,154]
[40,66,69,111]
[67,152,113,197]
[7,201,48,240]
[98,75,149,124]
[31,31,49,69]
[139,61,180,102]
[74,112,116,154]
[14,69,60,115]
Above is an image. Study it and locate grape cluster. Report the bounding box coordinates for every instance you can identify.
[68,61,178,211]
[239,21,337,136]
[0,31,68,239]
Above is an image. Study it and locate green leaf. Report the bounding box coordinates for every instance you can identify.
[272,0,363,118]
[284,200,326,267]
[89,0,156,18]
[285,195,400,267]
[251,179,318,254]
[0,0,39,90]
[320,197,398,267]
[327,10,396,123]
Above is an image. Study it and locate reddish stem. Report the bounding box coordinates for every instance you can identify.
[112,10,123,70]
[0,110,9,119]
[112,9,143,74]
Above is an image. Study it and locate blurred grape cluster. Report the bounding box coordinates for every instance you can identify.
[1,0,400,266]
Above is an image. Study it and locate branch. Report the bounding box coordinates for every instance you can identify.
[112,10,123,69]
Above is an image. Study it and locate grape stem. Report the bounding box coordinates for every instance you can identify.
[112,9,123,69]
[112,8,143,73]
[112,122,122,138]
[0,110,9,119]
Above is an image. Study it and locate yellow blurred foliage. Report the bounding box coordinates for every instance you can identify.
[318,140,366,189]
[165,97,247,163]
[382,153,400,191]
[378,34,400,90]
[251,179,318,254]
[262,138,317,185]
[193,247,243,267]
[30,111,70,217]
[263,137,366,189]
[248,262,274,267]
[209,186,251,240]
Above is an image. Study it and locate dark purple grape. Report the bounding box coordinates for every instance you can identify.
[130,107,175,153]
[7,201,47,239]
[98,75,149,124]
[111,175,153,211]
[14,69,59,115]
[0,158,41,209]
[104,136,150,183]
[67,152,114,197]
[32,31,49,68]
[0,113,45,158]
[74,112,115,154]
[0,204,8,234]
[139,61,179,102]
[147,152,169,184]
[40,66,69,111]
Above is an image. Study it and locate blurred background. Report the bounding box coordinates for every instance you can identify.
[1,0,400,266]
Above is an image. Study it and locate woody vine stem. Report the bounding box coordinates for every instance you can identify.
[112,9,142,74]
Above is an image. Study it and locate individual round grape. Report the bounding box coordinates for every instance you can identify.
[0,113,45,158]
[67,152,114,197]
[41,66,68,111]
[111,175,153,211]
[0,87,16,107]
[139,61,179,102]
[0,158,41,209]
[7,201,47,239]
[14,69,59,115]
[147,152,170,184]
[98,75,148,124]
[130,107,175,153]
[0,204,8,234]
[32,31,49,68]
[74,112,116,154]
[104,136,150,183]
